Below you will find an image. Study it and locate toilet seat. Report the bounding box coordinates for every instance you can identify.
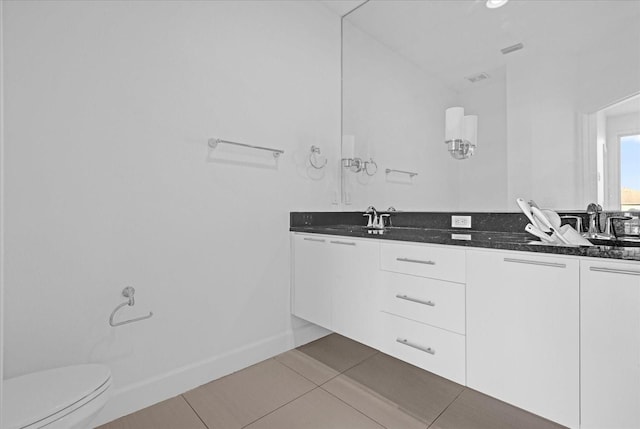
[4,364,112,429]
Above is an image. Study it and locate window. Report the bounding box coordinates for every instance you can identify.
[620,134,640,211]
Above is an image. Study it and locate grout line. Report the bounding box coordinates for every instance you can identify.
[317,350,381,386]
[276,349,380,388]
[320,386,389,429]
[339,350,381,374]
[240,386,319,428]
[273,354,329,386]
[426,388,465,429]
[181,394,212,429]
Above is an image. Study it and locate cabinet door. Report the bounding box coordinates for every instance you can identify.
[467,250,579,429]
[581,260,640,429]
[291,234,334,329]
[329,237,379,348]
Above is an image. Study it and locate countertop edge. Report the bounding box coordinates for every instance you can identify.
[289,227,640,262]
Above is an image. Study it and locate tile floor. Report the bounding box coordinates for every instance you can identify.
[97,334,566,429]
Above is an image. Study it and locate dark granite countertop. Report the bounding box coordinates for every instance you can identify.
[290,223,640,262]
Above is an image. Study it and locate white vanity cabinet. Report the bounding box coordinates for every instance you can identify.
[466,250,580,429]
[329,235,379,348]
[291,234,334,328]
[291,229,640,429]
[580,259,640,429]
[291,233,379,347]
[378,242,466,384]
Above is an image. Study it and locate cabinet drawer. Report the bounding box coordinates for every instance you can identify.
[379,312,466,385]
[380,242,465,283]
[381,271,465,334]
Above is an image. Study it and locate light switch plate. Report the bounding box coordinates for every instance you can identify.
[451,215,472,228]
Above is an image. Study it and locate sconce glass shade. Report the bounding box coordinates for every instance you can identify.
[463,115,477,146]
[444,108,477,160]
[445,107,464,141]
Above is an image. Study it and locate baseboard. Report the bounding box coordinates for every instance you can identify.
[92,323,330,427]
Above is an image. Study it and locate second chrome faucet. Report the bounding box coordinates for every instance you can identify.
[363,206,393,229]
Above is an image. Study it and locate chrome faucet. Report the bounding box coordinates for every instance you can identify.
[363,206,390,230]
[363,206,378,228]
[586,203,602,238]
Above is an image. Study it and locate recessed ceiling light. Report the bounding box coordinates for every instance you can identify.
[486,0,509,9]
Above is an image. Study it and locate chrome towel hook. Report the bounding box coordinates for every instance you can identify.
[109,286,153,327]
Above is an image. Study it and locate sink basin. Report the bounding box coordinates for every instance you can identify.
[526,240,583,247]
[588,237,640,247]
[526,237,640,248]
[313,225,368,233]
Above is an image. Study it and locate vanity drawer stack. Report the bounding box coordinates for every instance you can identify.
[379,242,466,385]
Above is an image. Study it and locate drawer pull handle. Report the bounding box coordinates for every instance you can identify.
[395,294,435,307]
[396,338,435,355]
[503,257,566,269]
[303,237,325,243]
[330,240,356,246]
[590,266,640,276]
[396,257,435,265]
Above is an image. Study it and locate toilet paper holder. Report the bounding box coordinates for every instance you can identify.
[109,286,154,327]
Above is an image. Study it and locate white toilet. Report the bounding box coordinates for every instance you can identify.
[4,364,112,429]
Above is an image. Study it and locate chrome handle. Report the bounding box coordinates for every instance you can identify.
[590,266,640,276]
[303,237,326,243]
[395,294,435,307]
[396,338,435,355]
[331,240,356,246]
[396,257,435,265]
[503,257,566,269]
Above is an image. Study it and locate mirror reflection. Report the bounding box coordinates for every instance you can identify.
[342,0,640,211]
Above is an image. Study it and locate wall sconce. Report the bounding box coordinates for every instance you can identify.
[445,107,478,160]
[342,135,378,176]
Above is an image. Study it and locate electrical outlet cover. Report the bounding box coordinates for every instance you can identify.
[451,215,472,228]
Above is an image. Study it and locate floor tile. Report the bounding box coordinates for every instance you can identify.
[323,375,428,429]
[275,348,340,385]
[245,387,385,429]
[95,396,206,429]
[342,352,464,426]
[429,388,568,429]
[296,333,378,375]
[182,358,315,429]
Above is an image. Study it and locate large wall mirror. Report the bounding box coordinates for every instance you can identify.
[341,0,640,211]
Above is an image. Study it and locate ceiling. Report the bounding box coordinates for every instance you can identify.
[344,0,640,91]
[319,0,367,17]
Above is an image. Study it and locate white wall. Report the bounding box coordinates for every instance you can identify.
[578,24,640,115]
[2,0,338,424]
[342,20,460,211]
[458,76,508,211]
[505,52,580,210]
[342,21,510,212]
[506,22,640,211]
[344,9,640,213]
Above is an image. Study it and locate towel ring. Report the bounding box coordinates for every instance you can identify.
[309,145,327,169]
